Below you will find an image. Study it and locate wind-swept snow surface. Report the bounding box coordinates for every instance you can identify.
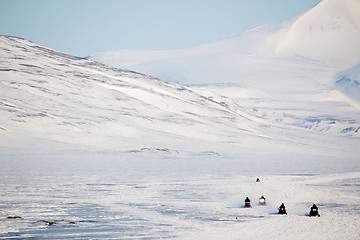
[1,170,359,240]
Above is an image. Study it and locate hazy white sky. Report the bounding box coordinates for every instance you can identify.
[0,0,321,57]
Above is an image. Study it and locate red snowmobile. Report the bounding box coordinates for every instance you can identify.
[244,197,252,208]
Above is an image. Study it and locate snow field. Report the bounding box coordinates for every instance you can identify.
[1,169,359,239]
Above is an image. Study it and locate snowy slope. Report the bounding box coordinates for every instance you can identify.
[92,0,360,101]
[335,64,360,102]
[0,35,264,154]
[1,34,359,169]
[92,0,360,80]
[276,0,360,68]
[91,0,360,138]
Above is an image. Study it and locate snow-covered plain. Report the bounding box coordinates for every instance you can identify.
[1,168,359,239]
[1,0,360,239]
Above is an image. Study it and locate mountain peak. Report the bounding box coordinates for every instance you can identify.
[276,0,360,68]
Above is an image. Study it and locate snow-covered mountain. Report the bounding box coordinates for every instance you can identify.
[93,0,360,73]
[0,35,264,155]
[90,0,360,143]
[92,0,360,104]
[276,0,360,68]
[1,34,359,173]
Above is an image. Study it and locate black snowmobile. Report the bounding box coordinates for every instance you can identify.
[309,204,320,217]
[278,203,287,214]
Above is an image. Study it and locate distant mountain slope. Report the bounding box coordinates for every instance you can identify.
[1,35,360,172]
[276,0,360,68]
[335,64,360,102]
[91,0,360,141]
[92,0,360,98]
[0,35,268,154]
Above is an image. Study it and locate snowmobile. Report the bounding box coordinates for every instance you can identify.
[278,203,287,214]
[259,195,266,205]
[309,204,320,217]
[244,197,252,208]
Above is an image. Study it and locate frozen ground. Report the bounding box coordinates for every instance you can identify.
[1,160,359,239]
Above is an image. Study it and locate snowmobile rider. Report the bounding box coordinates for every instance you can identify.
[309,204,320,217]
[244,197,251,208]
[259,195,266,205]
[278,203,287,214]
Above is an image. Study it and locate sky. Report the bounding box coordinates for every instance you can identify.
[0,0,322,57]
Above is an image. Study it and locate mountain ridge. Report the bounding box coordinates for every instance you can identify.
[92,0,360,97]
[276,0,360,68]
[0,35,266,153]
[1,35,360,167]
